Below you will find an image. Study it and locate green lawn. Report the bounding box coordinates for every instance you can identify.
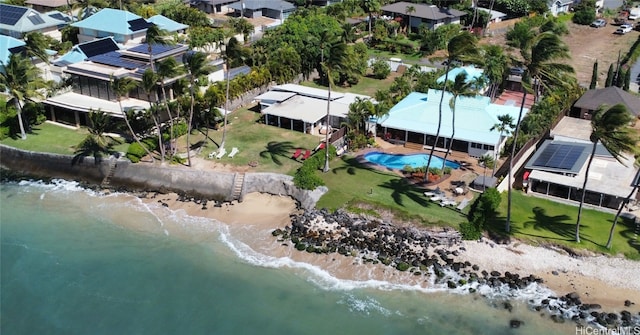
[0,122,129,155]
[316,154,472,229]
[367,49,425,64]
[487,191,640,260]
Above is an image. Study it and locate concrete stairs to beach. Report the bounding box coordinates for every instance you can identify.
[231,173,245,201]
[101,158,117,186]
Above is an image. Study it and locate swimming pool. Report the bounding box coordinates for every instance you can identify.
[364,151,460,170]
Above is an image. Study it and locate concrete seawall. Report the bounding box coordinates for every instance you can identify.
[0,145,325,210]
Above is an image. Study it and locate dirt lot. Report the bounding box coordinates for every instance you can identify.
[483,21,639,87]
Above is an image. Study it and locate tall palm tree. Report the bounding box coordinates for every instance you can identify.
[110,75,154,163]
[321,38,348,173]
[482,44,507,101]
[220,37,243,151]
[477,154,494,191]
[425,31,479,181]
[23,32,50,65]
[141,68,165,163]
[505,29,574,233]
[575,104,636,243]
[482,0,496,36]
[145,24,171,73]
[0,53,46,140]
[74,109,117,161]
[361,0,381,37]
[490,114,515,175]
[156,57,181,157]
[405,5,415,34]
[182,51,214,166]
[442,73,477,171]
[607,166,640,249]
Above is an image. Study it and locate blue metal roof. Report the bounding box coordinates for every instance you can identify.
[148,15,189,32]
[71,8,144,36]
[0,35,26,66]
[437,65,486,84]
[378,90,528,145]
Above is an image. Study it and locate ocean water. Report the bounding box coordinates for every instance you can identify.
[0,180,577,335]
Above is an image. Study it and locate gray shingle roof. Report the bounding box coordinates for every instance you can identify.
[381,1,466,20]
[573,86,640,117]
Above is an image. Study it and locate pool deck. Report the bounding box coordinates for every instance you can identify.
[354,138,496,205]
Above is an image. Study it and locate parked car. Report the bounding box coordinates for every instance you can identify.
[614,24,633,34]
[590,19,607,27]
[509,67,525,76]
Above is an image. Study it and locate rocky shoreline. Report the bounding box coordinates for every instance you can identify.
[272,208,640,329]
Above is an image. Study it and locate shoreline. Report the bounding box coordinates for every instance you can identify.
[142,190,640,317]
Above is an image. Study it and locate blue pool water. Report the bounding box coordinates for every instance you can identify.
[364,152,460,170]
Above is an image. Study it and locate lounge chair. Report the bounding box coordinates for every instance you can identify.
[216,147,227,159]
[208,151,216,159]
[228,147,239,158]
[301,150,311,160]
[292,148,302,159]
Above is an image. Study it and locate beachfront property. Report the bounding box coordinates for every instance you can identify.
[377,90,527,158]
[0,35,26,72]
[71,8,187,45]
[523,116,639,210]
[0,3,70,39]
[381,1,466,33]
[254,84,372,137]
[44,38,189,127]
[571,86,640,122]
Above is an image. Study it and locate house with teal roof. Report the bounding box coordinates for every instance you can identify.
[147,15,189,34]
[377,90,528,158]
[436,65,488,94]
[71,8,188,45]
[0,35,26,72]
[0,3,69,39]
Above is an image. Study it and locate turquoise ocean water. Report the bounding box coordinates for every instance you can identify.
[0,180,577,335]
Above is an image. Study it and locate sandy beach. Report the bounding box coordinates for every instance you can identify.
[142,191,640,314]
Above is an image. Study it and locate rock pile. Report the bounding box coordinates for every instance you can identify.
[272,208,640,328]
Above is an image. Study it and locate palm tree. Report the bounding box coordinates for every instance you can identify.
[145,24,171,73]
[74,109,117,161]
[425,31,479,182]
[482,44,507,101]
[346,97,374,136]
[321,38,348,173]
[141,68,165,163]
[607,166,640,249]
[505,29,574,233]
[575,104,636,243]
[490,114,515,175]
[442,73,477,171]
[361,0,381,37]
[405,5,415,34]
[74,0,108,20]
[0,53,46,140]
[482,0,496,36]
[182,51,214,166]
[110,76,154,162]
[220,37,243,151]
[23,32,50,65]
[156,57,181,156]
[477,154,494,191]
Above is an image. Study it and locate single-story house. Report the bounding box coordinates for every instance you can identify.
[25,0,72,13]
[189,0,237,14]
[381,1,466,32]
[524,117,638,210]
[228,0,296,21]
[72,9,188,45]
[437,65,488,94]
[571,86,640,121]
[255,84,372,136]
[548,0,574,16]
[0,3,69,39]
[377,90,528,158]
[477,7,507,25]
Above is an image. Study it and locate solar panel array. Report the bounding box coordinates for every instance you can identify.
[532,143,585,170]
[128,18,151,32]
[49,13,71,23]
[27,13,45,25]
[79,38,119,58]
[89,51,145,70]
[0,5,28,26]
[128,43,180,56]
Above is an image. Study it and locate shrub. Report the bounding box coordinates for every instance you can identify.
[460,221,482,240]
[396,262,410,271]
[126,142,147,162]
[371,59,391,79]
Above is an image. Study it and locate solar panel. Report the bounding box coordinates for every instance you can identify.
[0,5,28,26]
[89,51,145,70]
[79,38,120,58]
[49,13,71,23]
[27,13,45,25]
[127,43,180,56]
[128,18,152,32]
[532,143,585,170]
